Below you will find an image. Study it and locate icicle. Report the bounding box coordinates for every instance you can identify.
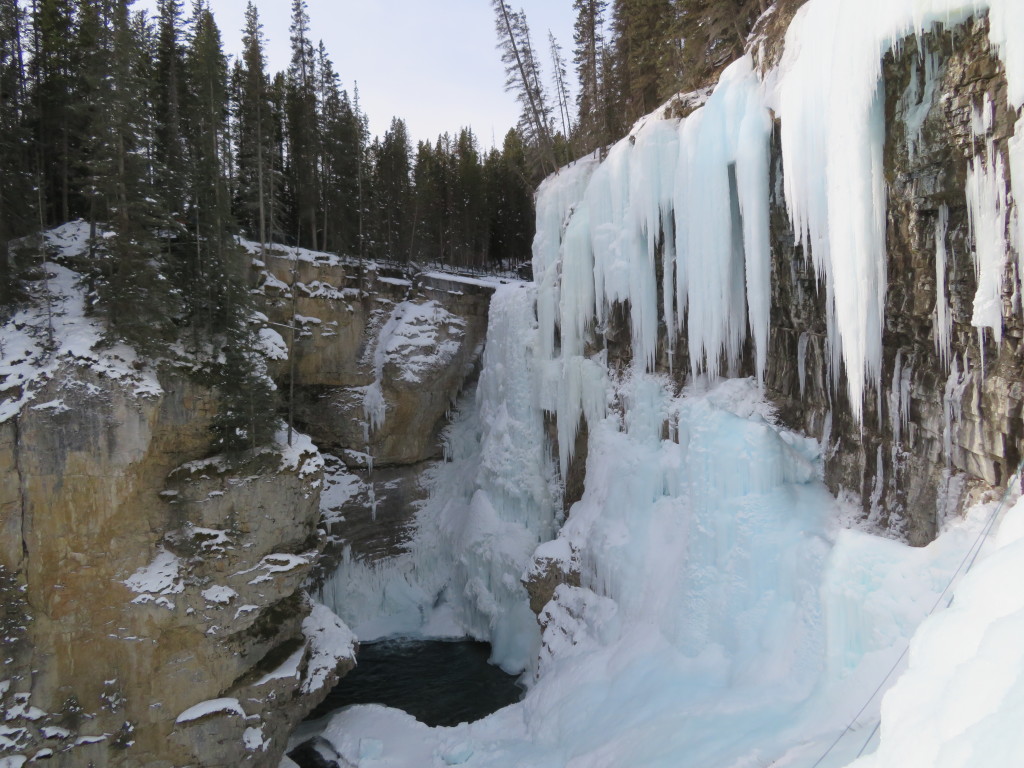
[674,57,772,383]
[770,0,1024,424]
[797,332,810,399]
[901,49,941,160]
[1009,116,1024,282]
[889,350,904,445]
[966,141,1009,346]
[933,204,953,369]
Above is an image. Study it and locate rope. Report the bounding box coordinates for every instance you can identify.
[808,459,1024,768]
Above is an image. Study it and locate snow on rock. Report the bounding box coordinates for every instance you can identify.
[243,725,269,752]
[1,223,162,423]
[257,327,289,361]
[300,602,357,696]
[124,548,184,610]
[254,646,305,688]
[275,425,324,479]
[319,455,363,525]
[245,553,315,585]
[174,698,246,725]
[200,586,237,605]
[362,299,466,434]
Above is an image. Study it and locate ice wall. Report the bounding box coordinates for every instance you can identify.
[533,56,773,472]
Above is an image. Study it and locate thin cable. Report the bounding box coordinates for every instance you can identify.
[856,721,882,759]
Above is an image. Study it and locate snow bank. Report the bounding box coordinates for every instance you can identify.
[847,497,1024,768]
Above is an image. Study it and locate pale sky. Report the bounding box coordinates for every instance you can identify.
[137,0,578,148]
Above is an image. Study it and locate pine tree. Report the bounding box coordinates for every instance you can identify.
[234,1,275,251]
[548,30,573,161]
[285,0,318,249]
[572,0,609,155]
[492,0,556,175]
[0,0,31,307]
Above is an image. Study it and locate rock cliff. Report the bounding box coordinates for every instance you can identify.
[0,237,356,767]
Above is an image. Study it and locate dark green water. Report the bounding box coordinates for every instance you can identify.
[305,638,524,727]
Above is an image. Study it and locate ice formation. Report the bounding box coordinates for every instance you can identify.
[322,284,559,673]
[774,0,1024,419]
[933,205,953,368]
[533,56,772,471]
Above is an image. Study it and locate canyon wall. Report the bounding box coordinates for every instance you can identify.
[0,362,353,768]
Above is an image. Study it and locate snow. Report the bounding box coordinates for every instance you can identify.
[1,222,162,424]
[201,586,237,605]
[254,645,304,687]
[123,548,183,610]
[174,698,246,724]
[847,496,1024,768]
[301,602,357,695]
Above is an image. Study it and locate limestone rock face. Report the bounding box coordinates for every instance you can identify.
[253,254,493,468]
[764,16,1022,544]
[0,364,354,767]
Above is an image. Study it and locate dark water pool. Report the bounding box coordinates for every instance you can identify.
[304,638,525,727]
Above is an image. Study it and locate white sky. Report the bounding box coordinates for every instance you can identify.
[137,0,577,148]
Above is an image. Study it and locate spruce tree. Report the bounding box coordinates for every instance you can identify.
[184,0,236,340]
[285,0,318,249]
[492,0,556,175]
[609,0,676,126]
[572,0,610,155]
[29,0,80,225]
[0,0,31,308]
[85,0,178,353]
[153,0,187,217]
[371,117,411,262]
[234,1,275,251]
